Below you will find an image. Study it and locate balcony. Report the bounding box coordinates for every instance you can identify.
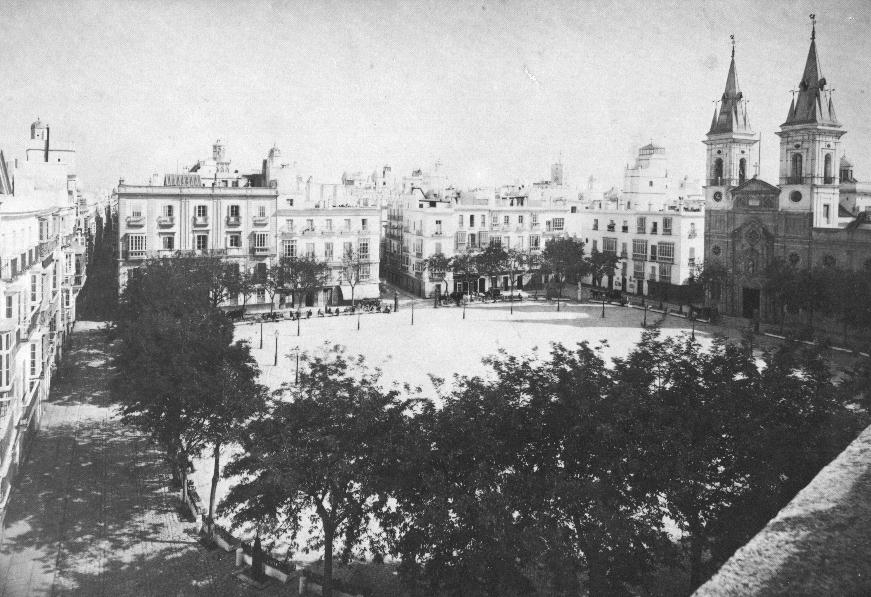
[251,246,271,256]
[620,251,628,259]
[125,250,148,260]
[252,216,269,226]
[663,228,672,236]
[225,216,241,227]
[429,271,446,281]
[126,215,145,227]
[606,224,616,232]
[38,239,57,260]
[632,254,647,262]
[193,216,209,227]
[157,216,175,227]
[621,226,629,233]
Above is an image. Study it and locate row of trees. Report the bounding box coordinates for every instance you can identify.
[221,332,867,596]
[112,256,269,534]
[422,237,619,308]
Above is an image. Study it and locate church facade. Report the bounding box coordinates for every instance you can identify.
[704,23,871,320]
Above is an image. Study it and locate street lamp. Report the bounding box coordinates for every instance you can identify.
[691,312,696,341]
[357,310,361,331]
[297,312,301,337]
[273,330,279,366]
[462,294,467,320]
[290,346,300,385]
[411,298,414,326]
[259,321,263,349]
[601,298,606,318]
[643,304,648,328]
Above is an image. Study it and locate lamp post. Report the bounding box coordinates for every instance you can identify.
[601,298,606,318]
[273,330,279,366]
[357,310,361,331]
[291,346,300,385]
[691,312,696,341]
[643,304,648,328]
[297,312,300,336]
[462,294,466,320]
[411,298,414,326]
[259,321,263,349]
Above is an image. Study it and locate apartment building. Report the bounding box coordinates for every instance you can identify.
[0,120,88,525]
[384,166,578,297]
[117,142,381,308]
[575,143,705,296]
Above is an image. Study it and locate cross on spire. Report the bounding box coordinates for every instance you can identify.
[810,14,816,40]
[730,34,735,59]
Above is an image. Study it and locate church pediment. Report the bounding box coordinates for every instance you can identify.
[731,177,780,209]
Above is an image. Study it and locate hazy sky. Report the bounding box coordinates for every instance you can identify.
[1,0,869,194]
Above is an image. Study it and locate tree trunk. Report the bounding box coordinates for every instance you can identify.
[688,527,705,590]
[323,522,335,597]
[208,441,221,534]
[585,550,610,597]
[179,455,189,507]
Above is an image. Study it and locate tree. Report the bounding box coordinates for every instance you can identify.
[585,248,620,289]
[693,261,730,310]
[450,251,479,296]
[222,347,410,597]
[795,266,834,332]
[763,258,800,333]
[203,341,269,535]
[262,263,284,313]
[340,246,367,306]
[505,248,528,313]
[422,252,451,303]
[541,236,588,310]
[113,257,233,508]
[475,243,509,294]
[278,255,330,309]
[230,269,258,315]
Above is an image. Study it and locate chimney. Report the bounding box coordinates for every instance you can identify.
[44,126,50,163]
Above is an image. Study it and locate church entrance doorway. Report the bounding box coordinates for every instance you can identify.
[742,287,760,319]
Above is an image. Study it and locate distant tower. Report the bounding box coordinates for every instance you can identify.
[775,15,844,228]
[30,118,48,141]
[703,35,757,213]
[551,160,564,185]
[213,139,226,161]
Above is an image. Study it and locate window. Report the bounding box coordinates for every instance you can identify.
[163,205,174,217]
[824,154,833,184]
[634,261,645,280]
[256,288,266,303]
[324,242,334,260]
[255,233,268,249]
[602,237,617,254]
[195,234,208,251]
[592,240,598,251]
[688,247,696,266]
[286,218,295,231]
[128,234,146,253]
[5,296,12,319]
[823,204,831,224]
[306,218,314,231]
[30,275,38,305]
[791,153,803,182]
[621,242,627,257]
[229,205,240,217]
[636,217,646,234]
[651,221,658,234]
[658,242,674,263]
[739,158,747,184]
[663,217,672,235]
[325,219,333,231]
[632,239,648,260]
[531,213,539,226]
[650,244,658,262]
[502,236,510,248]
[713,158,724,182]
[343,241,353,257]
[162,235,174,250]
[503,215,510,225]
[593,219,599,231]
[689,222,697,238]
[458,214,464,228]
[455,231,467,249]
[344,218,351,231]
[435,242,442,254]
[360,263,371,281]
[30,343,37,377]
[283,240,297,257]
[435,220,442,235]
[131,204,142,218]
[359,240,370,259]
[649,180,654,187]
[480,215,486,228]
[305,242,315,257]
[361,218,368,231]
[258,205,267,217]
[658,263,672,282]
[469,233,477,248]
[518,215,524,224]
[469,215,475,227]
[622,220,628,232]
[229,234,241,248]
[196,205,207,217]
[552,218,564,231]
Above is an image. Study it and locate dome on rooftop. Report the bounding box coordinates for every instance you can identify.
[840,155,853,168]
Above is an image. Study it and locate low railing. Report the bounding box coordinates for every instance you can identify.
[225,216,240,227]
[193,216,209,227]
[251,216,269,226]
[157,216,175,227]
[125,215,145,227]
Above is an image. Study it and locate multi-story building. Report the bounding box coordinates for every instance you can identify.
[117,142,381,308]
[575,144,705,295]
[0,120,88,525]
[384,166,577,297]
[704,24,871,319]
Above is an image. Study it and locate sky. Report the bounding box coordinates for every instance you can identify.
[0,0,869,194]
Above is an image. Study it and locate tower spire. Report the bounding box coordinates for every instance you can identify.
[708,35,752,135]
[782,15,838,126]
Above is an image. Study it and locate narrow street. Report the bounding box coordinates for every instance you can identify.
[0,322,283,596]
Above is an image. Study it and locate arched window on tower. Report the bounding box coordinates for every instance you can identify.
[791,153,803,184]
[824,154,833,184]
[713,158,724,184]
[739,158,747,185]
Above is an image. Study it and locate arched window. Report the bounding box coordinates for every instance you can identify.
[791,153,803,183]
[713,158,724,184]
[824,154,833,184]
[739,158,747,184]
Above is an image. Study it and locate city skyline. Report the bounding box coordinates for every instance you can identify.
[1,0,870,192]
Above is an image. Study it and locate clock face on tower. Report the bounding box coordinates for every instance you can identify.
[714,191,723,202]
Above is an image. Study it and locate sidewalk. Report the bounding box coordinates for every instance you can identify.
[0,323,287,596]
